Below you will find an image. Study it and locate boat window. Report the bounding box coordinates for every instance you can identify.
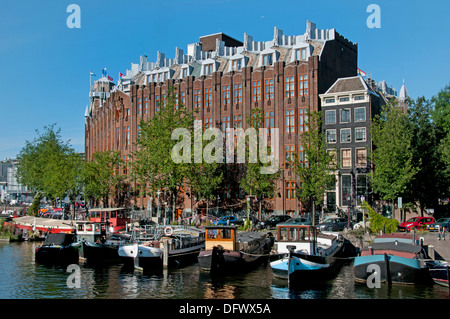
[95,224,100,232]
[111,211,116,218]
[86,224,93,231]
[289,228,298,240]
[222,228,232,239]
[278,227,288,241]
[77,224,84,232]
[207,229,218,239]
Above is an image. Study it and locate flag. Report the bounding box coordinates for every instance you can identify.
[119,72,124,77]
[90,71,96,76]
[357,68,366,77]
[107,75,113,82]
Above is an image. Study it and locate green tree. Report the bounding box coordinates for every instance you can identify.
[293,110,336,226]
[239,108,282,221]
[16,124,82,213]
[370,101,418,220]
[132,87,195,222]
[432,84,450,191]
[83,150,125,207]
[408,96,448,215]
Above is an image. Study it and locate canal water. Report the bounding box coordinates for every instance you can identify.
[1,241,450,300]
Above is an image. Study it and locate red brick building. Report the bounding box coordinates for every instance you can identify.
[85,21,358,218]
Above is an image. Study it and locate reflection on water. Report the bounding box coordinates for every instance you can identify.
[1,242,449,299]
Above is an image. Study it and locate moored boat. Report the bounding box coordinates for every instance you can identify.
[426,260,449,287]
[35,232,80,264]
[197,225,274,274]
[353,233,432,285]
[76,220,130,263]
[269,223,345,286]
[119,225,205,270]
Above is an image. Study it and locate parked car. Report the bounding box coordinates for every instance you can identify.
[258,215,291,229]
[317,217,353,231]
[278,217,312,226]
[214,215,242,226]
[398,216,435,232]
[426,218,450,232]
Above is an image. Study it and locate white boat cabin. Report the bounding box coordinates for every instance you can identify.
[275,224,339,257]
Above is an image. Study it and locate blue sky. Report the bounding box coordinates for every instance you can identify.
[0,0,449,160]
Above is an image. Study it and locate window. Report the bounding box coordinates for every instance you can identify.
[234,83,242,104]
[222,115,230,137]
[181,91,186,106]
[123,155,130,175]
[138,102,142,115]
[203,64,213,75]
[194,89,202,108]
[262,53,273,66]
[222,85,230,105]
[298,144,305,165]
[265,78,274,100]
[123,126,130,147]
[354,95,365,101]
[232,59,242,71]
[327,149,337,168]
[155,95,160,112]
[340,109,351,123]
[340,128,351,143]
[182,68,188,78]
[355,127,366,142]
[144,102,148,114]
[204,117,212,129]
[298,74,308,96]
[326,129,337,143]
[341,149,352,168]
[204,87,213,108]
[264,111,274,135]
[285,145,295,169]
[233,114,242,129]
[325,110,336,124]
[285,109,295,133]
[116,127,120,147]
[341,175,352,206]
[356,148,367,167]
[296,48,307,60]
[285,181,296,199]
[356,175,366,206]
[285,76,295,98]
[339,96,350,102]
[325,98,336,103]
[298,107,308,132]
[354,108,366,122]
[252,81,261,102]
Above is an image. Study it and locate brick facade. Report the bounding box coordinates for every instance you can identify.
[85,21,358,218]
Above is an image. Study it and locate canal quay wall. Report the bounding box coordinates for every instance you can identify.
[344,231,450,261]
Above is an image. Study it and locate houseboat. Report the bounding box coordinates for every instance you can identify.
[87,207,130,233]
[197,226,274,274]
[119,225,205,270]
[76,220,130,263]
[35,232,80,264]
[269,223,345,286]
[353,233,432,285]
[426,260,449,287]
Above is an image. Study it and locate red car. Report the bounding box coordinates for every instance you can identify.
[398,216,435,232]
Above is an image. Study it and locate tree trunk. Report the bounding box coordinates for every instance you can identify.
[312,200,316,227]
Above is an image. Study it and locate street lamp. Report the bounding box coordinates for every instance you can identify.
[156,190,161,224]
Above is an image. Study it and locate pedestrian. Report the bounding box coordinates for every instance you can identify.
[438,225,446,241]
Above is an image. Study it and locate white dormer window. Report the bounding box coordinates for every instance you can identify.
[232,59,242,71]
[182,68,188,78]
[203,63,213,75]
[295,48,307,60]
[262,53,273,66]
